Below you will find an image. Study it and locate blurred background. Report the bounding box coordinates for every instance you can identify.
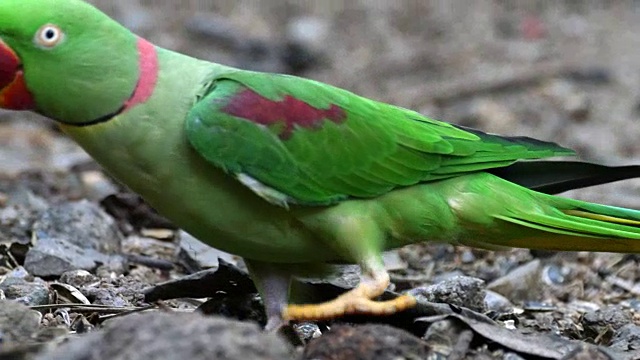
[2,0,640,206]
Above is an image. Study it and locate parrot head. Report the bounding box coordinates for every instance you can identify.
[0,0,143,125]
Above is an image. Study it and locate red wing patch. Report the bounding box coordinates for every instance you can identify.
[223,88,347,139]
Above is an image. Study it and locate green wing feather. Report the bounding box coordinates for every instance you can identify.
[186,70,574,206]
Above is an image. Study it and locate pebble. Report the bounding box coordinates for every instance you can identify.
[59,270,99,288]
[610,324,640,353]
[581,306,632,339]
[178,231,238,272]
[0,276,51,306]
[487,259,543,303]
[411,276,486,312]
[484,290,514,313]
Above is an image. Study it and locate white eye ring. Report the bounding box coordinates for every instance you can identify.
[35,24,64,48]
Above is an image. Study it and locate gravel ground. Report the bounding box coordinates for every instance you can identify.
[1,1,640,359]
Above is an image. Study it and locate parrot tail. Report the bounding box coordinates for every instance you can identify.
[449,174,640,253]
[487,195,640,253]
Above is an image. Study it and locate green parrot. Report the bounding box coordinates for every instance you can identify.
[2,0,640,330]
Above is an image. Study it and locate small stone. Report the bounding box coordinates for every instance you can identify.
[610,324,640,352]
[484,290,514,313]
[423,319,473,358]
[562,344,617,360]
[6,266,32,280]
[487,259,543,303]
[460,249,476,264]
[178,231,238,272]
[541,263,570,286]
[581,306,632,340]
[294,322,322,342]
[80,287,131,308]
[0,205,41,247]
[59,270,99,288]
[411,276,486,312]
[6,188,50,211]
[0,277,51,306]
[382,251,408,271]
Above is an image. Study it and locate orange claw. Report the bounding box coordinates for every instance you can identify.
[283,293,417,322]
[283,258,417,322]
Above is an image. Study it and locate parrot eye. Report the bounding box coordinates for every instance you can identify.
[34,24,64,48]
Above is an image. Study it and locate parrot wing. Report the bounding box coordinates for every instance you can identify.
[186,70,574,206]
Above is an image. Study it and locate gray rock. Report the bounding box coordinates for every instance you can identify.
[304,324,429,360]
[487,259,543,303]
[423,318,474,359]
[0,300,42,345]
[0,276,51,306]
[81,287,131,308]
[178,230,238,272]
[610,324,640,352]
[581,305,632,340]
[59,270,99,288]
[484,290,514,313]
[294,322,322,342]
[0,205,41,247]
[32,200,122,254]
[24,200,126,277]
[411,276,486,312]
[24,237,114,277]
[35,312,294,360]
[6,266,32,280]
[5,188,49,211]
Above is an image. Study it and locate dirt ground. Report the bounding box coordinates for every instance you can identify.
[2,1,640,359]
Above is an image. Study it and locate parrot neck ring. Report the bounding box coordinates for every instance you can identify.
[58,37,159,127]
[0,38,35,110]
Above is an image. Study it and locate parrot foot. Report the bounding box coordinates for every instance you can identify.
[282,270,416,321]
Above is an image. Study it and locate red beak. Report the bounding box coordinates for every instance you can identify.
[0,38,34,110]
[0,38,19,91]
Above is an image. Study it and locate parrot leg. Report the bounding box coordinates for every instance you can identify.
[245,259,291,331]
[283,216,417,321]
[283,256,416,321]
